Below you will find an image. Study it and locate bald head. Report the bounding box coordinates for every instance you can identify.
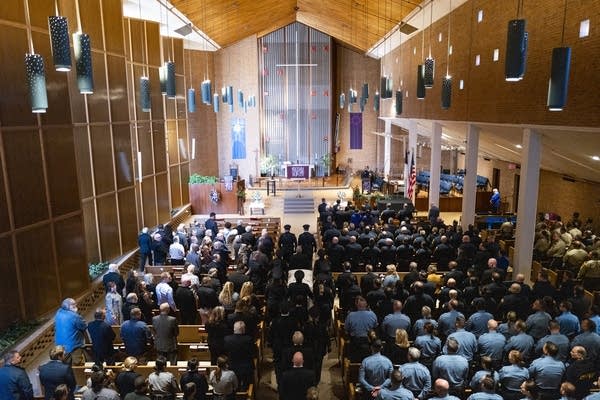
[159,302,170,314]
[487,319,498,331]
[292,351,304,367]
[435,379,450,396]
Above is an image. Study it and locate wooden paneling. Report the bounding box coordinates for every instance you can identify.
[136,122,153,176]
[3,129,48,228]
[189,182,243,214]
[129,19,144,65]
[153,122,167,173]
[148,67,164,117]
[146,21,161,67]
[0,156,9,233]
[43,128,81,216]
[28,0,53,30]
[73,127,93,199]
[169,165,182,208]
[167,120,178,165]
[381,0,600,127]
[165,95,177,120]
[88,51,110,123]
[0,236,20,328]
[78,0,104,51]
[107,55,129,122]
[177,120,188,162]
[181,166,190,202]
[141,178,157,227]
[0,0,25,23]
[97,194,120,260]
[156,172,170,222]
[175,78,186,120]
[17,224,60,318]
[82,200,99,262]
[90,125,115,195]
[54,215,88,298]
[118,188,138,251]
[112,124,133,189]
[102,0,125,55]
[0,25,36,127]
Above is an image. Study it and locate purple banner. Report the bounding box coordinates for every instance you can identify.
[350,112,363,149]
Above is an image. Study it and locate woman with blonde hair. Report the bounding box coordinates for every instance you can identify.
[239,281,254,299]
[209,356,238,400]
[115,356,141,397]
[382,264,400,288]
[384,328,410,365]
[218,282,237,312]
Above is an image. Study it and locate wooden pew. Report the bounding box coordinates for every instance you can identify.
[72,362,254,400]
[343,358,361,400]
[531,261,542,282]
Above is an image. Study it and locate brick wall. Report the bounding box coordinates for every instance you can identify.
[214,36,260,181]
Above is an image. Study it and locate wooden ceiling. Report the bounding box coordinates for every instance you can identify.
[170,0,418,52]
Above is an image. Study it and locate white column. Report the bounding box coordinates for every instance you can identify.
[461,124,480,230]
[429,122,442,208]
[405,119,418,198]
[384,119,392,178]
[514,128,542,282]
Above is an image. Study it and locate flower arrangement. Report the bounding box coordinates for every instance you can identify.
[209,188,220,203]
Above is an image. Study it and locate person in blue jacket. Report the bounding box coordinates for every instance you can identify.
[0,351,33,400]
[54,298,88,365]
[490,189,500,214]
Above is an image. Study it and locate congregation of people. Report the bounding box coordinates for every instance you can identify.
[2,201,600,400]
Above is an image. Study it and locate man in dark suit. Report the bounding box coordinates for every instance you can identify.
[152,302,179,365]
[86,309,116,365]
[138,227,153,271]
[228,264,250,293]
[224,321,257,390]
[279,352,315,400]
[102,263,125,295]
[204,212,218,239]
[38,346,76,400]
[298,224,317,257]
[175,279,198,325]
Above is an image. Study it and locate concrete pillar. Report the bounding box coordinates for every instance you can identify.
[405,119,418,198]
[461,124,480,230]
[429,122,442,208]
[384,119,392,178]
[514,128,541,282]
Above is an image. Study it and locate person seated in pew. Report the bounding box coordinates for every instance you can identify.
[209,356,239,400]
[180,359,209,400]
[115,356,141,398]
[148,355,180,400]
[123,376,150,400]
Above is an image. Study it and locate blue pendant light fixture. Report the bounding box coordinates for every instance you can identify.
[238,90,244,108]
[73,32,93,94]
[25,54,49,113]
[362,83,369,99]
[505,1,528,81]
[159,66,167,94]
[166,61,176,99]
[187,88,196,112]
[374,92,380,112]
[48,14,71,71]
[140,77,151,112]
[72,1,93,94]
[417,65,426,99]
[201,80,211,104]
[547,0,571,111]
[187,49,195,112]
[395,90,402,115]
[213,93,220,112]
[441,0,453,109]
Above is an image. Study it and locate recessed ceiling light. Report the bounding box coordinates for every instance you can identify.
[515,144,522,149]
[592,155,600,161]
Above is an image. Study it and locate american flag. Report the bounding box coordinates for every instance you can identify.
[407,153,416,199]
